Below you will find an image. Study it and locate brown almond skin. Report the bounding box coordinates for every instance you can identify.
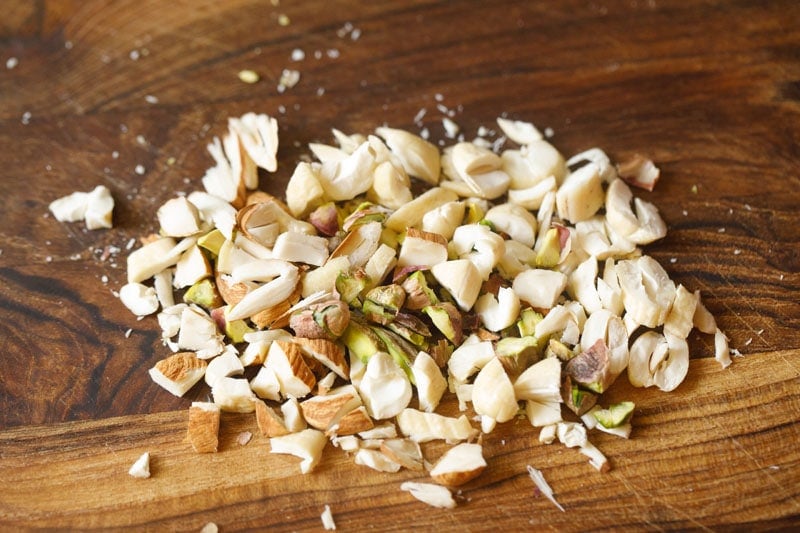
[326,406,374,436]
[155,352,207,382]
[272,340,317,391]
[431,465,486,487]
[300,392,357,431]
[187,404,220,453]
[294,337,349,379]
[251,282,301,329]
[254,399,289,437]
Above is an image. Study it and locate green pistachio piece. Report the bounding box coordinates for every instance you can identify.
[593,401,635,428]
[561,375,598,416]
[517,307,544,337]
[464,202,485,224]
[495,336,541,377]
[225,315,255,344]
[422,302,463,345]
[197,229,226,258]
[535,227,561,268]
[183,278,224,310]
[362,299,394,325]
[335,269,369,306]
[545,338,576,362]
[340,321,385,363]
[401,270,439,310]
[371,326,417,384]
[365,283,406,311]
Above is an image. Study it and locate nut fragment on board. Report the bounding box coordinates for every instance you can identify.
[400,481,456,509]
[429,443,487,486]
[128,452,151,479]
[320,504,336,530]
[188,402,220,453]
[49,185,114,229]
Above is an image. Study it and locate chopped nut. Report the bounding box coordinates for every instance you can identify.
[238,69,260,84]
[188,402,220,453]
[300,385,361,431]
[270,429,327,474]
[400,481,456,509]
[267,340,317,399]
[254,399,289,437]
[430,442,487,486]
[472,358,518,433]
[211,377,256,413]
[119,282,160,316]
[128,452,151,479]
[380,438,424,470]
[149,352,207,397]
[396,408,476,443]
[321,504,336,531]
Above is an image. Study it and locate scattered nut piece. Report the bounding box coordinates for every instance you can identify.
[400,481,456,509]
[270,429,327,474]
[128,452,151,479]
[429,442,487,486]
[238,69,260,84]
[526,465,565,512]
[321,504,336,531]
[188,402,220,453]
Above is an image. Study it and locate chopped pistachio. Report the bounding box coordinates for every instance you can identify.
[561,375,598,416]
[495,336,541,377]
[197,229,226,257]
[401,271,439,310]
[463,200,485,224]
[340,321,384,363]
[371,326,417,383]
[308,202,340,237]
[592,401,635,428]
[183,278,224,310]
[517,307,544,337]
[565,339,613,393]
[335,269,369,306]
[365,283,406,311]
[423,303,463,345]
[535,227,562,268]
[387,321,428,348]
[545,338,575,361]
[362,299,395,325]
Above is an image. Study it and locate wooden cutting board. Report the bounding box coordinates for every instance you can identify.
[1,1,799,530]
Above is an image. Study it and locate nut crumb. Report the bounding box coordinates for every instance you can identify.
[278,69,300,92]
[238,69,260,84]
[128,452,151,478]
[321,504,336,530]
[277,13,290,26]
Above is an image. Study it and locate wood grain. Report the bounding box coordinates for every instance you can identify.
[1,352,798,531]
[1,0,799,529]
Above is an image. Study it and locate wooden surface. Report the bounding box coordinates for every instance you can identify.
[1,0,798,530]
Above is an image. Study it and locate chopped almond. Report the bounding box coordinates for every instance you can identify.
[188,402,220,453]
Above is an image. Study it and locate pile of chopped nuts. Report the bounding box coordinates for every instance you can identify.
[119,112,731,508]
